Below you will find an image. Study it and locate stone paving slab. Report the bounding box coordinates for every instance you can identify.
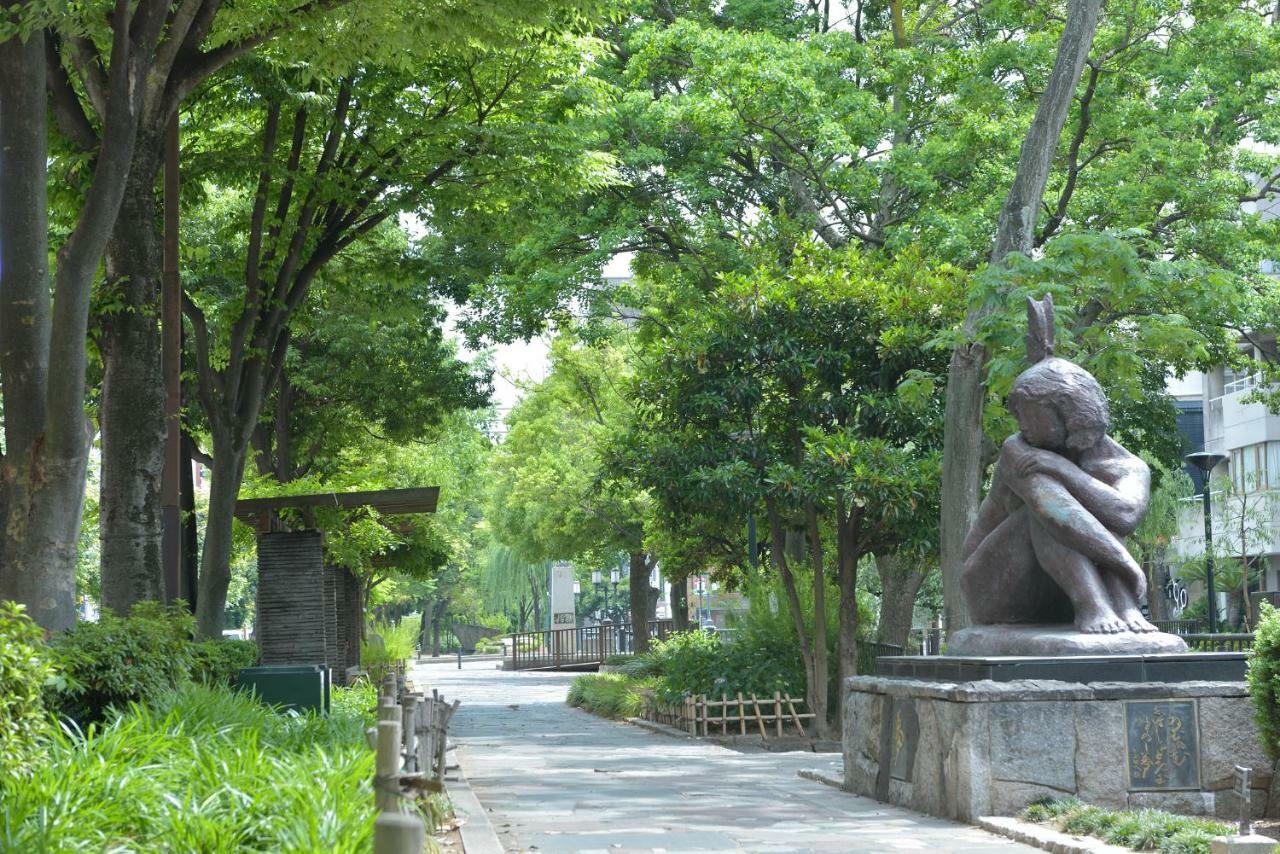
[412,660,1041,853]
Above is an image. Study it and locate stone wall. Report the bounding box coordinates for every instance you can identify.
[843,676,1272,822]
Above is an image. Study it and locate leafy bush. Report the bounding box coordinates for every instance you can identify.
[566,674,647,719]
[1021,797,1231,854]
[362,614,421,683]
[1249,601,1280,759]
[475,637,505,654]
[48,602,196,724]
[332,681,379,723]
[191,639,259,685]
[0,683,445,851]
[0,602,55,771]
[646,625,807,706]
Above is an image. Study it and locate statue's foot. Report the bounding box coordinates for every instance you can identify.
[1077,606,1127,634]
[1121,611,1158,633]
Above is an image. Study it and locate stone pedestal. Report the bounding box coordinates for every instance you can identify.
[948,624,1189,656]
[843,671,1271,822]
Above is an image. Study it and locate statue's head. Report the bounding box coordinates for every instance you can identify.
[1007,295,1109,453]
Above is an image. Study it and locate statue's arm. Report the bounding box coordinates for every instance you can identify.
[962,461,1012,563]
[1007,436,1150,533]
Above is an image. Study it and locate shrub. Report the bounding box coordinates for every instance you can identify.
[0,683,443,851]
[649,630,723,704]
[566,673,647,719]
[48,601,196,724]
[191,639,260,685]
[1248,601,1280,759]
[332,681,379,723]
[362,614,421,683]
[0,602,55,771]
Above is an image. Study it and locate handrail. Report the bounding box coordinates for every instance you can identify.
[509,620,674,670]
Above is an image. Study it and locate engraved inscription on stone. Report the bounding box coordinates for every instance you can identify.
[889,698,919,782]
[1125,701,1200,791]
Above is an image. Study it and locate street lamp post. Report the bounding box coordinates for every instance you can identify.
[592,569,607,622]
[1186,451,1229,634]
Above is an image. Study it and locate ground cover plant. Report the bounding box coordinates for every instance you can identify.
[0,682,432,852]
[1022,797,1231,854]
[566,673,650,719]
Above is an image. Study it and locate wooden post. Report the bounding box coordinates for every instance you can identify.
[381,672,396,701]
[738,692,746,735]
[401,694,418,773]
[379,698,400,724]
[373,812,425,854]
[751,694,766,738]
[700,695,708,737]
[721,693,727,735]
[774,691,782,738]
[375,719,403,813]
[785,694,806,738]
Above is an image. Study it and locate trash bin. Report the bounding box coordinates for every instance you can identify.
[235,664,331,714]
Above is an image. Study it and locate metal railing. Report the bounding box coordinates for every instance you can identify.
[1151,619,1203,635]
[509,620,674,670]
[1182,632,1254,652]
[855,640,904,675]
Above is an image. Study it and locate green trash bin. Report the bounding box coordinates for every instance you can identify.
[235,664,331,714]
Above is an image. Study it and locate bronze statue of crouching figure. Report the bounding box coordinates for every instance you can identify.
[950,295,1186,656]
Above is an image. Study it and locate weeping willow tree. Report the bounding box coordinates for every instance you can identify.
[481,545,550,632]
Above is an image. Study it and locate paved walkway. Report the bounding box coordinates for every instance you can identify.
[411,659,1038,854]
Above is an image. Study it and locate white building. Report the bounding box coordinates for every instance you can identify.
[1168,349,1280,609]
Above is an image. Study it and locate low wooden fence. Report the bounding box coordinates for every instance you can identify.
[366,672,459,852]
[644,691,816,739]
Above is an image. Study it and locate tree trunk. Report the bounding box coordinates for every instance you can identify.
[835,502,860,695]
[939,0,1104,634]
[629,552,650,654]
[671,575,690,631]
[876,553,928,648]
[766,499,822,740]
[805,501,831,738]
[194,432,248,639]
[99,133,166,614]
[180,432,199,610]
[0,29,96,632]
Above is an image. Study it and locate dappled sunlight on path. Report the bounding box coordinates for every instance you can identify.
[411,660,1038,854]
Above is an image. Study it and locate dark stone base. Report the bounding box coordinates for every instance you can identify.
[948,623,1189,656]
[875,652,1248,683]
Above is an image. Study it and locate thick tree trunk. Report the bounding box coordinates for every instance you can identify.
[194,432,248,639]
[876,553,928,648]
[939,0,1104,634]
[671,576,690,631]
[99,133,166,614]
[835,504,860,693]
[0,29,96,631]
[629,552,650,653]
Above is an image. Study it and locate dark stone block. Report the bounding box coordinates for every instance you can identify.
[873,653,1249,685]
[1125,700,1200,791]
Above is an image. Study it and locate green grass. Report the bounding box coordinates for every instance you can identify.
[1021,797,1232,854]
[0,682,440,852]
[566,673,649,719]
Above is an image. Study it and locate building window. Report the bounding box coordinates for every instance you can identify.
[1231,441,1280,492]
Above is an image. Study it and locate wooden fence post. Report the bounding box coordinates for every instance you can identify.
[401,693,418,773]
[774,691,782,738]
[375,719,403,813]
[374,813,426,854]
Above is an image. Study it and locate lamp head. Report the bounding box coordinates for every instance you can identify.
[1185,451,1228,474]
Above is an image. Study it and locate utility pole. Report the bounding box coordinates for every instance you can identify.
[161,113,183,605]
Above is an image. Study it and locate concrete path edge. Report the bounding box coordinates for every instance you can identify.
[977,815,1132,854]
[444,754,504,854]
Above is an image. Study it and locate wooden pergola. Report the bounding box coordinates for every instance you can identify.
[235,487,440,682]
